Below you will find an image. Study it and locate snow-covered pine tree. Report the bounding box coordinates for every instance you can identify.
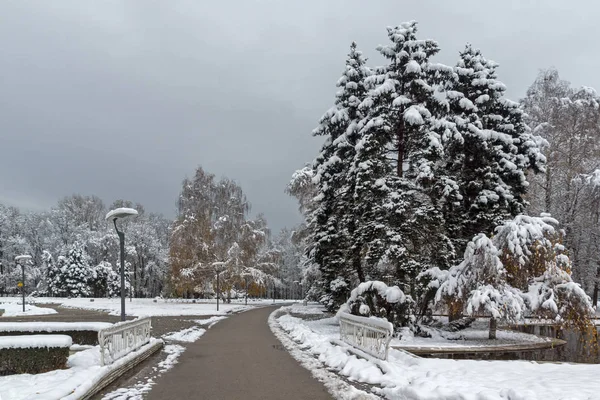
[309,42,371,309]
[435,233,525,339]
[90,261,120,297]
[444,45,546,256]
[354,21,456,295]
[435,214,594,336]
[494,215,594,328]
[61,242,92,297]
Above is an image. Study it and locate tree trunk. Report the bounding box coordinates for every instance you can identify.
[545,166,552,212]
[593,266,600,307]
[397,122,405,177]
[352,246,365,282]
[489,317,497,340]
[448,300,462,322]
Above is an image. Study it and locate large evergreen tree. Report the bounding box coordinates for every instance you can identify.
[354,21,456,296]
[309,42,372,308]
[59,242,92,297]
[443,45,546,253]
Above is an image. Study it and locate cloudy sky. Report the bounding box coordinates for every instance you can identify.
[1,1,598,232]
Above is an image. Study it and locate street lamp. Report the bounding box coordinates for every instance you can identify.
[15,255,31,313]
[213,262,226,311]
[106,207,138,321]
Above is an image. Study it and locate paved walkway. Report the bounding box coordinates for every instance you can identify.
[146,306,333,400]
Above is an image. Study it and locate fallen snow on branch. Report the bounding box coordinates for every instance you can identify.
[163,326,206,342]
[273,306,599,400]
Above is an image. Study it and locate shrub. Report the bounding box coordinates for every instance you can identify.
[346,281,415,328]
[0,335,71,375]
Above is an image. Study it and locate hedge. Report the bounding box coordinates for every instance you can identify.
[0,346,69,375]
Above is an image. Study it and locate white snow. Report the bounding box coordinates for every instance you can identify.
[273,306,600,400]
[269,308,378,400]
[194,315,227,328]
[403,106,424,125]
[30,297,252,317]
[0,334,72,349]
[405,60,422,74]
[100,344,185,400]
[0,300,58,317]
[105,207,138,221]
[163,326,206,342]
[348,281,407,305]
[0,321,112,332]
[157,344,185,372]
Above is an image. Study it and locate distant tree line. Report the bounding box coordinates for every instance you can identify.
[0,195,170,298]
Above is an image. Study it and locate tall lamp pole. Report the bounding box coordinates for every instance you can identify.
[106,208,138,322]
[213,262,225,312]
[15,255,31,313]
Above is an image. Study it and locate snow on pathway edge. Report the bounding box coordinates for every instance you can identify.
[268,307,378,400]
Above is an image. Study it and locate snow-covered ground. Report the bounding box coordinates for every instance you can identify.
[0,299,57,317]
[18,297,279,317]
[272,304,599,400]
[0,338,162,400]
[0,300,236,400]
[394,322,553,349]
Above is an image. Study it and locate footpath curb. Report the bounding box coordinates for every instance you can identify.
[73,340,164,400]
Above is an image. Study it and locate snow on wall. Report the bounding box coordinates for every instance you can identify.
[0,334,72,349]
[0,322,112,332]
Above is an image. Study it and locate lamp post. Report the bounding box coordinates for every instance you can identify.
[244,275,249,306]
[15,255,31,313]
[213,262,226,312]
[106,207,138,321]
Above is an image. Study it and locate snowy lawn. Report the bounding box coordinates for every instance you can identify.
[393,320,554,350]
[27,297,259,317]
[0,338,162,400]
[272,305,599,400]
[0,299,57,317]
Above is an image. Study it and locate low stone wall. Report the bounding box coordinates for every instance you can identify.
[0,322,112,345]
[0,334,71,375]
[74,339,164,400]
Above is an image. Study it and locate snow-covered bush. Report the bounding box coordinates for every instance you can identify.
[320,277,351,311]
[346,281,415,329]
[433,215,594,337]
[436,234,525,338]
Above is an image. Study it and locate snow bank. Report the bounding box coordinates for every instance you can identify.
[163,326,206,342]
[273,306,600,400]
[0,321,112,332]
[0,334,72,349]
[0,301,57,317]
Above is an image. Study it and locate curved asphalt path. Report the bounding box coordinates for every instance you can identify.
[146,306,332,400]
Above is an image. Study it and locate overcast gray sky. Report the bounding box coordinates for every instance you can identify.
[1,1,598,232]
